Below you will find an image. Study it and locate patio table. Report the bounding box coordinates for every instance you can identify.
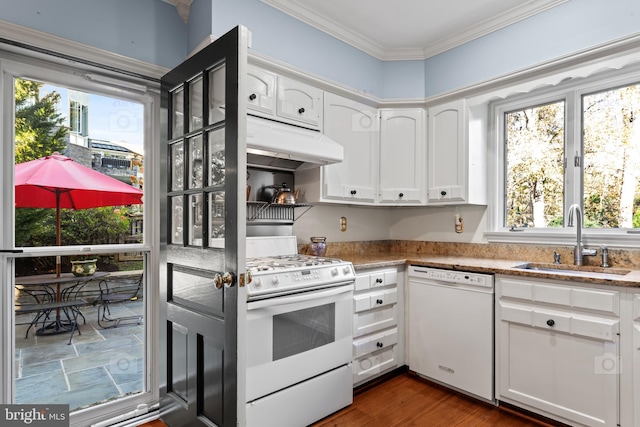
[15,271,108,336]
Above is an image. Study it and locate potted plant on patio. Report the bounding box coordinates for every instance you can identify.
[70,257,98,277]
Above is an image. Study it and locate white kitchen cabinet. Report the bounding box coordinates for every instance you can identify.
[427,99,486,205]
[632,292,640,427]
[276,76,323,129]
[246,65,322,130]
[297,92,378,204]
[496,275,620,427]
[379,108,426,204]
[247,65,276,116]
[297,95,427,206]
[352,267,404,386]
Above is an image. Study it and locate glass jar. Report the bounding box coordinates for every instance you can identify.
[310,237,327,257]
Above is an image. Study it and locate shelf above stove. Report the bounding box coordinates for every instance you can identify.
[247,201,313,223]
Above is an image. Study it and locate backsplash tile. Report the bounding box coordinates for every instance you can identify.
[298,240,640,269]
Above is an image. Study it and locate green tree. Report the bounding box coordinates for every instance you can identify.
[14,78,68,247]
[14,78,67,163]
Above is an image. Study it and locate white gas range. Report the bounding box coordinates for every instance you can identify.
[244,236,355,427]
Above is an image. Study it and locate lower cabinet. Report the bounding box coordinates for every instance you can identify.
[496,275,620,427]
[352,267,404,386]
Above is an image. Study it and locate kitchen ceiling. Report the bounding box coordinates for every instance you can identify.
[260,0,569,60]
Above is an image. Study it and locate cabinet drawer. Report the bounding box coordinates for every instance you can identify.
[353,328,398,358]
[500,301,618,342]
[353,345,397,385]
[498,277,619,316]
[354,270,398,291]
[353,304,397,338]
[354,288,397,313]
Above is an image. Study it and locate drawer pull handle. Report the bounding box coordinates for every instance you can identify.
[440,190,447,196]
[298,107,305,114]
[546,319,555,327]
[399,193,404,198]
[249,93,257,101]
[376,299,383,304]
[350,190,357,195]
[375,278,383,283]
[376,342,384,348]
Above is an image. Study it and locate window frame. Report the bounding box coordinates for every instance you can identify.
[0,53,161,427]
[488,63,640,248]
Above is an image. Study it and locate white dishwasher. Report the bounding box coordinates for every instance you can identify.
[408,265,495,402]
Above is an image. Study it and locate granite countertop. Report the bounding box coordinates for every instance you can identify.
[336,252,640,287]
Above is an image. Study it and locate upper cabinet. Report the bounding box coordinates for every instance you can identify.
[247,65,276,116]
[297,93,428,206]
[321,92,379,203]
[246,65,323,130]
[276,76,323,129]
[379,109,426,205]
[427,99,486,205]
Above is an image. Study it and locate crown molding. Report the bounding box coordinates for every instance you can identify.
[422,0,570,59]
[0,20,169,81]
[261,0,569,61]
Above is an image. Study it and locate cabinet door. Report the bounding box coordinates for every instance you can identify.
[633,293,640,427]
[246,65,276,116]
[427,99,466,203]
[379,109,426,204]
[498,312,619,427]
[276,76,323,129]
[322,92,378,202]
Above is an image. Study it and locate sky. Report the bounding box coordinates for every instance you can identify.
[41,83,145,155]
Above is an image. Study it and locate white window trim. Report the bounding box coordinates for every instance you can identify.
[486,60,640,249]
[0,33,163,427]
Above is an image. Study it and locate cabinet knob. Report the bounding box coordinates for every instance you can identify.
[350,190,357,195]
[399,193,404,198]
[440,190,447,196]
[249,93,257,101]
[376,342,384,348]
[298,107,305,114]
[375,278,383,283]
[546,319,555,327]
[376,299,383,305]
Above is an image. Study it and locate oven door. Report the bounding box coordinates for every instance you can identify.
[246,282,354,402]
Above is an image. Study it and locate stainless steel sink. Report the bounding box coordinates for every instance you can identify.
[512,262,630,280]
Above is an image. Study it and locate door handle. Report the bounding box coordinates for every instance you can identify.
[214,272,235,289]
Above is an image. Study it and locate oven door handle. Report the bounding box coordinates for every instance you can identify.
[247,282,354,310]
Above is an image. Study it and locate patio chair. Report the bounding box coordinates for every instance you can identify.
[93,275,143,329]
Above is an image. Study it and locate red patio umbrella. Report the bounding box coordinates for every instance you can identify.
[14,153,144,274]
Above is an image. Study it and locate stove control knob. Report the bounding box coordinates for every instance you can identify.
[331,268,338,277]
[253,278,262,288]
[342,266,351,275]
[272,276,279,285]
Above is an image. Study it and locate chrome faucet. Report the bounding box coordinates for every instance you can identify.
[567,204,597,266]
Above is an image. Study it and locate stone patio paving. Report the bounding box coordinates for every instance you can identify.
[14,299,144,411]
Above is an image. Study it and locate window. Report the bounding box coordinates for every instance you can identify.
[505,100,565,228]
[2,55,158,427]
[494,68,640,242]
[69,99,88,136]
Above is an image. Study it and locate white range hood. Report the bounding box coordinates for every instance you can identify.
[246,115,343,170]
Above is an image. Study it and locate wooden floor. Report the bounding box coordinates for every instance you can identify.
[311,373,558,427]
[141,372,558,427]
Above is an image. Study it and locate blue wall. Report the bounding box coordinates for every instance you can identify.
[424,0,640,96]
[1,0,639,98]
[0,0,186,69]
[208,0,384,97]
